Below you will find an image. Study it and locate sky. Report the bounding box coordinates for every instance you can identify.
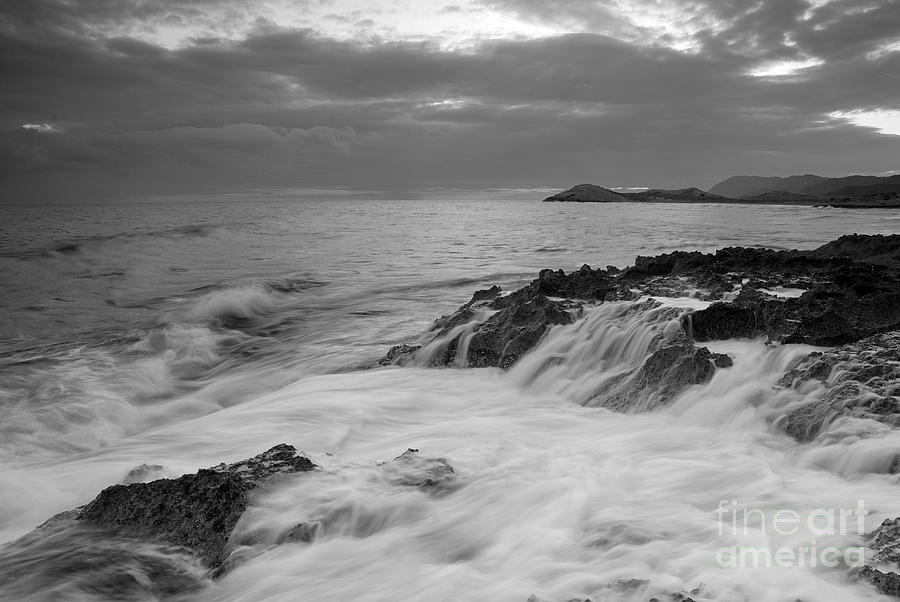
[2,0,900,202]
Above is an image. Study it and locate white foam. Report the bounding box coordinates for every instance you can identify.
[3,366,892,601]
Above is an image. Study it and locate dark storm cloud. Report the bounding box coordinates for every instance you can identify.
[1,0,899,201]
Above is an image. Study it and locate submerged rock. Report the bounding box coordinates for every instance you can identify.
[77,444,316,569]
[122,463,167,484]
[382,448,457,492]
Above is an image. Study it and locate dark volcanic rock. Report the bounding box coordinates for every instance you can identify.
[589,334,732,412]
[77,444,316,569]
[811,233,900,267]
[466,288,576,368]
[860,518,900,596]
[860,566,900,596]
[379,343,421,366]
[470,284,503,302]
[380,235,900,379]
[777,332,900,441]
[687,287,794,342]
[535,265,613,300]
[871,518,900,563]
[380,281,578,369]
[0,518,209,601]
[689,264,900,345]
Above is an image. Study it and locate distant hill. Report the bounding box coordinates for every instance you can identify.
[622,187,733,202]
[542,179,900,207]
[543,184,626,202]
[709,173,900,199]
[708,174,826,198]
[740,191,824,203]
[807,174,900,197]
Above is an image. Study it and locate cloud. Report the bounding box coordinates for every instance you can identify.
[1,0,899,201]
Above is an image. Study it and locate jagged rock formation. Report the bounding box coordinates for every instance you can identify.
[384,281,583,368]
[588,334,732,412]
[811,233,900,267]
[0,445,318,600]
[380,234,900,420]
[3,445,458,598]
[78,444,317,568]
[777,332,900,441]
[859,518,900,595]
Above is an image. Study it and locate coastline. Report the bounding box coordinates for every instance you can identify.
[542,183,900,208]
[544,197,900,208]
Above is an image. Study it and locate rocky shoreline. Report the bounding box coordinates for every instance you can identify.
[382,233,900,423]
[376,232,900,596]
[5,233,900,600]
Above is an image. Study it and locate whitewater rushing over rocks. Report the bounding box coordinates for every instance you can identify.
[3,199,900,602]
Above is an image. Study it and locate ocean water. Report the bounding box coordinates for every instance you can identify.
[1,198,899,601]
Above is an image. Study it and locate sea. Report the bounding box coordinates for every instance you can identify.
[1,198,899,601]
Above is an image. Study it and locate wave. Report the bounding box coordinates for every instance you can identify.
[0,271,334,461]
[0,322,253,460]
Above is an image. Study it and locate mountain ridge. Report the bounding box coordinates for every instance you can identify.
[708,173,900,199]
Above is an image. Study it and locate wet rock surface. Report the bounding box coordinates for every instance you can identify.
[5,445,458,597]
[588,334,731,412]
[77,444,317,568]
[860,518,900,596]
[382,283,578,368]
[464,288,577,368]
[0,517,210,601]
[381,235,900,389]
[777,332,900,441]
[534,265,614,300]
